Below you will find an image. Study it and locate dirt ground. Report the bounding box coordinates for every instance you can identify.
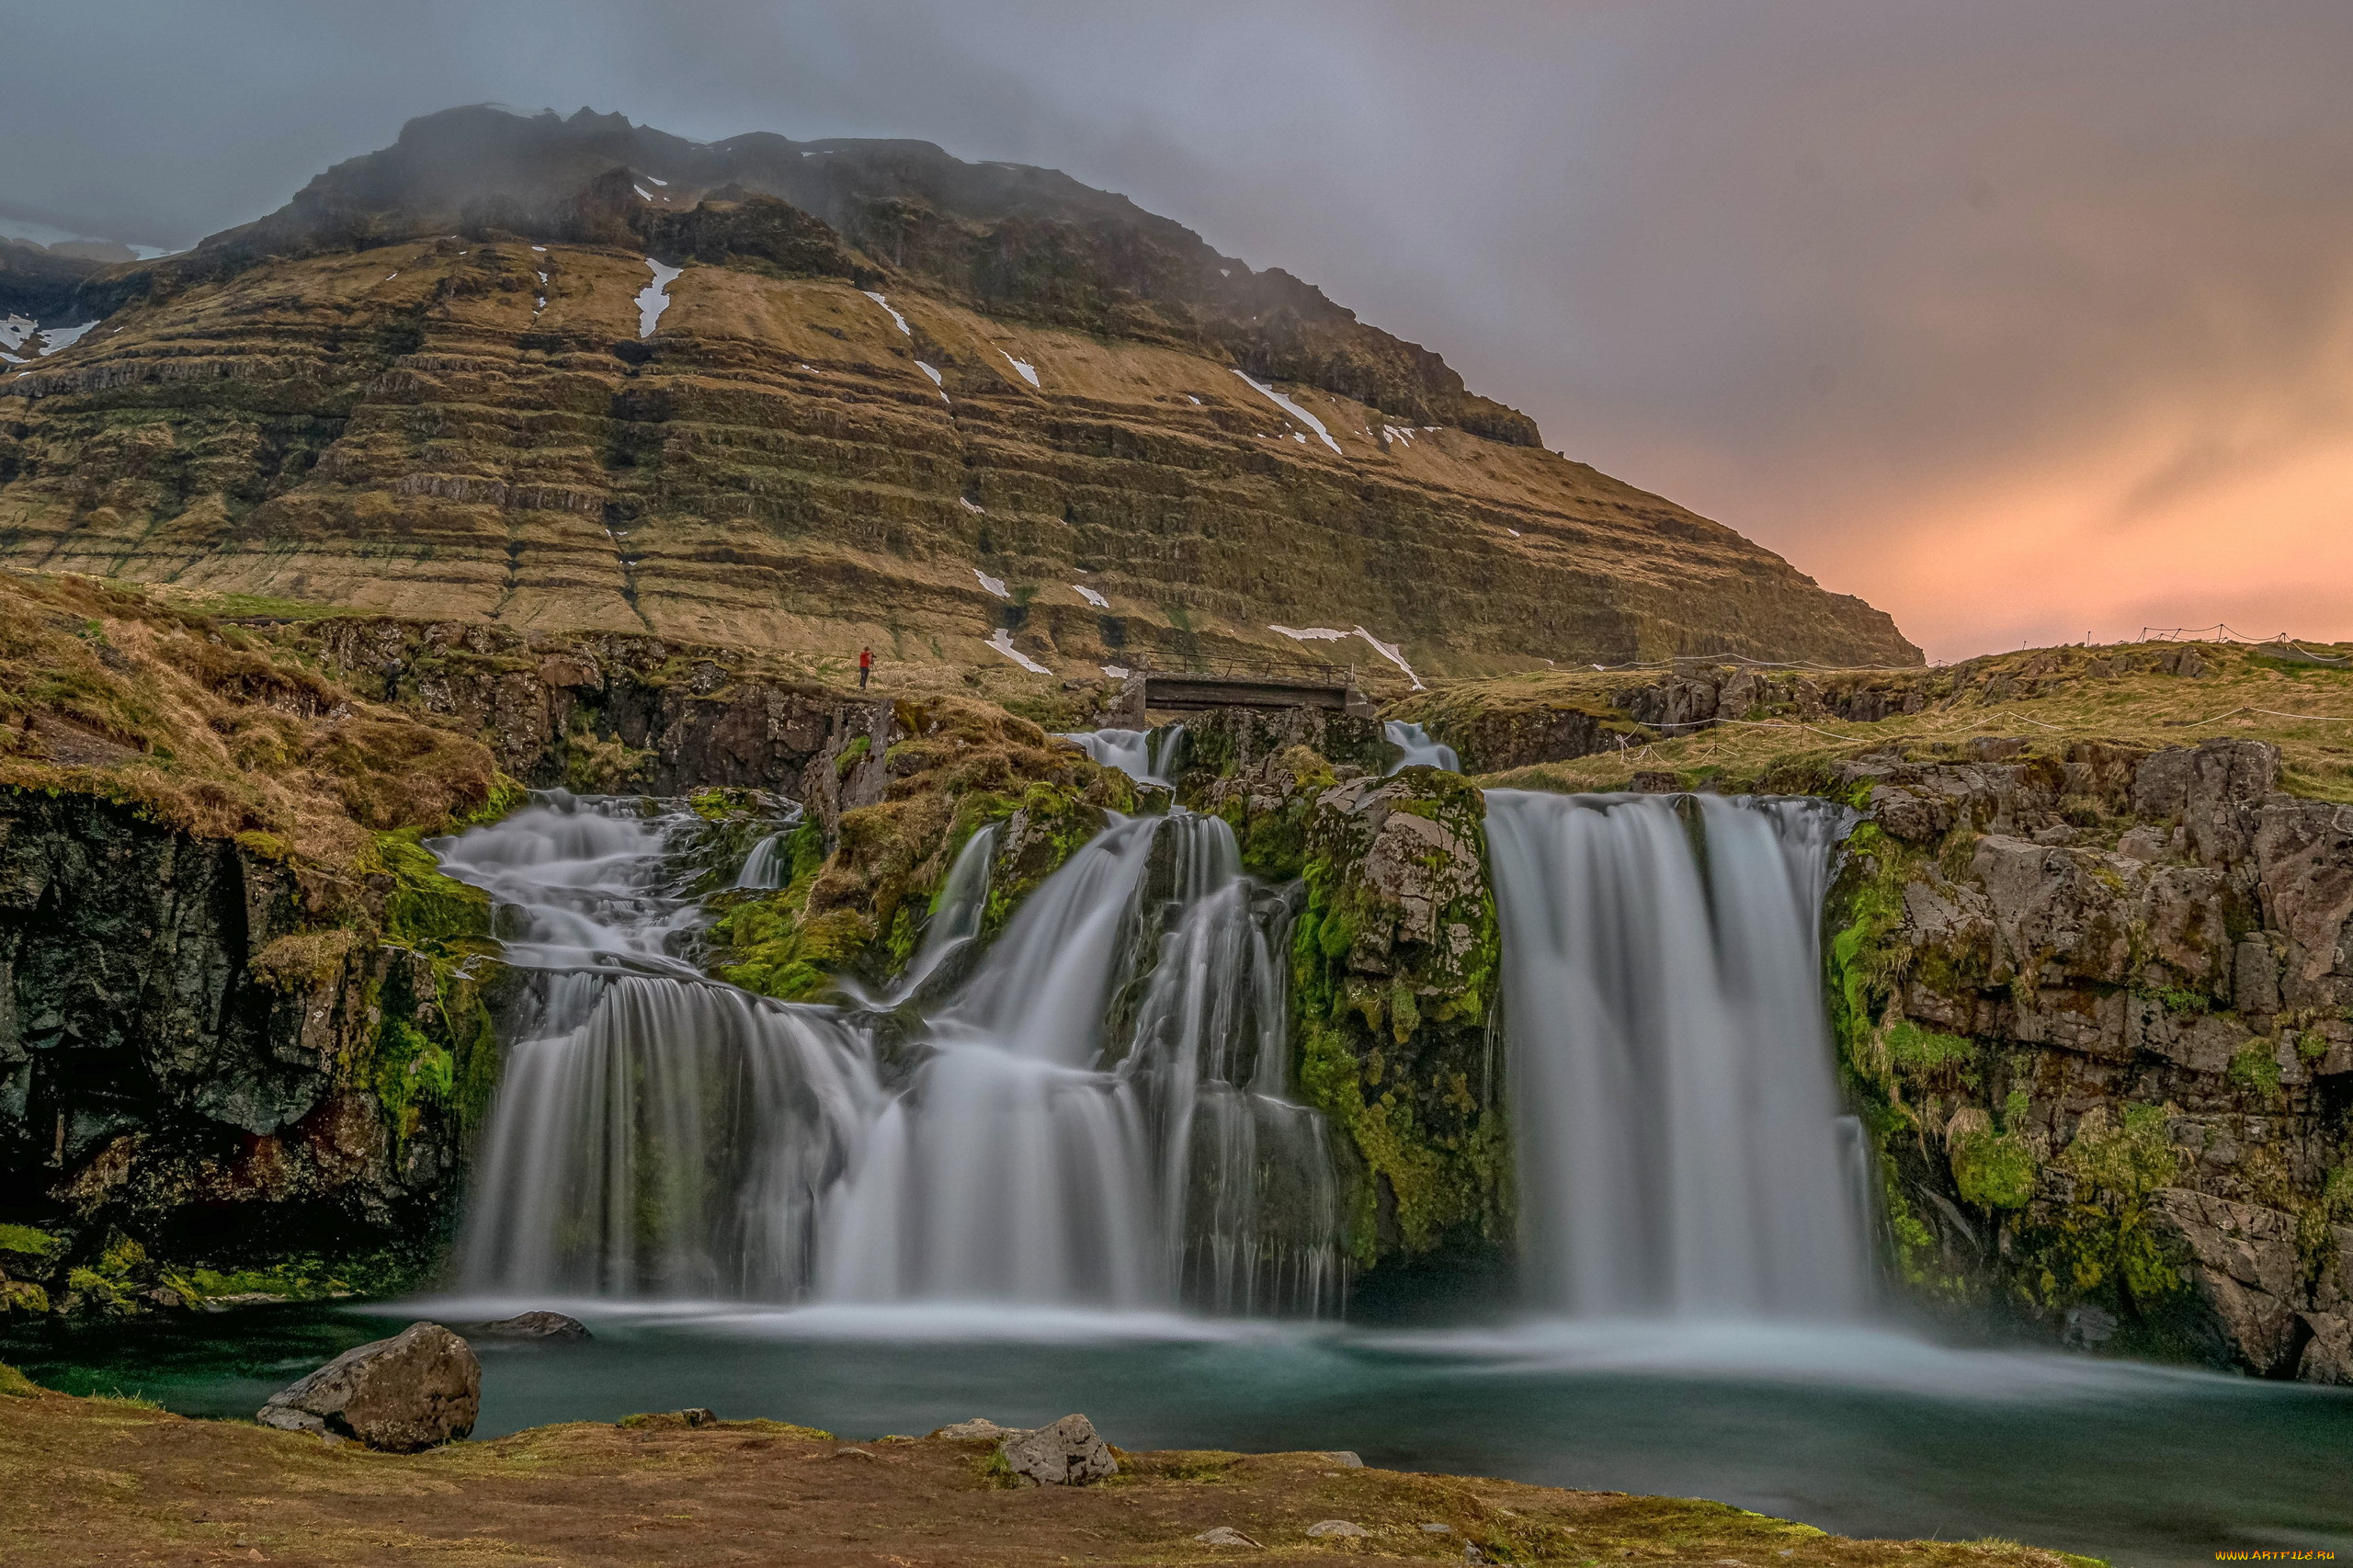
[0,1381,2098,1568]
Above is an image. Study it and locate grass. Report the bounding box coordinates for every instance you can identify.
[1438,639,2353,799]
[0,568,504,870]
[0,1378,2109,1567]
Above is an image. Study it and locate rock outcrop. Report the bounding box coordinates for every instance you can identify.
[998,1414,1118,1486]
[0,789,501,1314]
[0,107,1917,679]
[1828,737,2353,1375]
[256,1320,481,1450]
[1289,770,1507,1269]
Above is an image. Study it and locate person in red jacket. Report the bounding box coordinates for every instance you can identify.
[858,646,873,689]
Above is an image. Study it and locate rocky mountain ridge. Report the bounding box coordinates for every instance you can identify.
[0,106,1917,677]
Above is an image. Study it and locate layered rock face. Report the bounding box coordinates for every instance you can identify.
[310,617,903,817]
[1831,739,2353,1379]
[0,106,1916,677]
[0,790,501,1312]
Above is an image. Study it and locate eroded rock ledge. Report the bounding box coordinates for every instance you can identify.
[1829,738,2352,1380]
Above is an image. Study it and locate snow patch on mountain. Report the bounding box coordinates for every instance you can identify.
[861,291,911,335]
[635,258,682,337]
[987,628,1050,675]
[1232,371,1343,455]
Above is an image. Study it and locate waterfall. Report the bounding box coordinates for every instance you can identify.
[439,796,875,1299]
[438,794,1338,1313]
[1385,720,1460,774]
[1057,725,1187,786]
[883,823,997,998]
[817,811,1339,1312]
[1484,789,1867,1319]
[734,806,805,890]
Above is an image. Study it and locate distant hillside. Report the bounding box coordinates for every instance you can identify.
[0,106,1919,676]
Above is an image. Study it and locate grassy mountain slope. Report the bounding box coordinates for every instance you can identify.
[0,107,1917,678]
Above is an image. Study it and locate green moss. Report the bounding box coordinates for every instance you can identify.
[1886,1020,1975,1078]
[2153,986,2211,1017]
[369,828,494,949]
[834,734,871,778]
[458,772,528,827]
[2039,1105,2185,1309]
[1951,1129,2037,1210]
[2227,1040,2284,1098]
[374,1017,456,1136]
[155,1251,417,1307]
[1288,778,1506,1269]
[720,904,868,1002]
[0,1225,64,1265]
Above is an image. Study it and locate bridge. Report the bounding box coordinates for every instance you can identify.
[1109,655,1375,719]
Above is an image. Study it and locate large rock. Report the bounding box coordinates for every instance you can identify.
[256,1321,480,1451]
[997,1414,1118,1485]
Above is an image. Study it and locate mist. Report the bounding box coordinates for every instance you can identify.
[6,0,2347,661]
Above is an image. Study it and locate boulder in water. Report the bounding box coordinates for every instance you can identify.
[931,1416,1017,1439]
[470,1311,590,1342]
[998,1413,1118,1485]
[256,1321,479,1451]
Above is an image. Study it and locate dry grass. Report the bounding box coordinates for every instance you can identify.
[0,1378,2102,1567]
[0,569,503,869]
[1445,641,2353,800]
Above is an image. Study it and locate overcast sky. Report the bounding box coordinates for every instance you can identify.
[6,0,2348,661]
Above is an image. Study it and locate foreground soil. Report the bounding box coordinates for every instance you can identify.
[0,1381,2095,1568]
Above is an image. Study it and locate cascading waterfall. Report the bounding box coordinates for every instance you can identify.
[817,811,1338,1312]
[733,805,804,891]
[1485,789,1868,1319]
[439,793,1337,1313]
[440,796,875,1299]
[876,823,997,1000]
[1384,720,1460,773]
[1058,725,1188,786]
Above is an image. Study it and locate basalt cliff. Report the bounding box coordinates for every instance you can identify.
[0,105,1915,680]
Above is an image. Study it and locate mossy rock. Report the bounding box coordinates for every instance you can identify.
[1289,771,1506,1268]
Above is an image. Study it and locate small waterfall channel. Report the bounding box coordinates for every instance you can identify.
[1384,720,1460,773]
[1057,725,1187,787]
[1486,790,1869,1318]
[436,791,1339,1313]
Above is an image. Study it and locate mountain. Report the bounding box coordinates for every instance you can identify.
[0,106,1919,676]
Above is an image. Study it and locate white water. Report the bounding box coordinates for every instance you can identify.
[1385,720,1460,773]
[440,797,875,1298]
[733,807,806,890]
[440,795,1337,1314]
[1058,725,1187,787]
[1485,790,1867,1319]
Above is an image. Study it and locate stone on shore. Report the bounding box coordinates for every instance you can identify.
[999,1413,1118,1485]
[256,1322,479,1452]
